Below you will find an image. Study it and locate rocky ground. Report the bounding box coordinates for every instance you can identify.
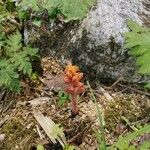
[0,57,150,150]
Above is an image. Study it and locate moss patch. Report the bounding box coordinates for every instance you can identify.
[104,94,150,131]
[0,119,37,150]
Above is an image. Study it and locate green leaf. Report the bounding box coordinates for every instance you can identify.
[124,21,150,87]
[23,46,39,57]
[39,0,62,17]
[144,82,150,89]
[140,141,150,150]
[10,53,32,76]
[17,0,95,21]
[37,144,44,150]
[113,125,150,150]
[5,31,22,56]
[123,125,150,142]
[0,4,12,23]
[128,145,136,150]
[0,63,21,92]
[18,0,39,11]
[32,19,42,27]
[63,144,76,150]
[127,20,143,32]
[58,90,70,107]
[87,81,107,150]
[61,0,96,22]
[0,30,5,49]
[0,30,39,92]
[115,136,129,150]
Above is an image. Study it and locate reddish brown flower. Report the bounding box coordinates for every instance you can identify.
[64,62,85,115]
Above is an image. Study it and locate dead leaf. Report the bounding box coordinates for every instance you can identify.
[42,73,69,92]
[33,109,66,147]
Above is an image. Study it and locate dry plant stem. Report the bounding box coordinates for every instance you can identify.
[71,94,78,115]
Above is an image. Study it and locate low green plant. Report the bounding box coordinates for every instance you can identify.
[36,143,75,150]
[17,0,96,21]
[58,90,70,107]
[37,144,44,150]
[124,20,150,88]
[0,0,15,23]
[95,108,150,150]
[63,144,76,150]
[121,116,138,131]
[109,125,150,150]
[0,31,38,92]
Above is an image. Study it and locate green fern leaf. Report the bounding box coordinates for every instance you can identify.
[124,21,150,75]
[23,46,39,57]
[0,31,39,91]
[0,31,5,49]
[10,53,32,76]
[5,31,38,76]
[0,60,21,92]
[5,31,22,56]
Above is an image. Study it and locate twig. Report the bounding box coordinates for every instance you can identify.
[130,117,150,126]
[36,125,44,140]
[119,84,150,97]
[98,86,113,101]
[110,76,124,88]
[0,115,10,127]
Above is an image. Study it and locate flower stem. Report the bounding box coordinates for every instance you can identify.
[71,94,78,115]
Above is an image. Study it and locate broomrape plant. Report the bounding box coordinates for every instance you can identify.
[64,62,85,115]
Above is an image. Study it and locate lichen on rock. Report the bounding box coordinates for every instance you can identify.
[68,0,150,83]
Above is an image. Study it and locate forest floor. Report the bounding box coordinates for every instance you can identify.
[0,57,150,150]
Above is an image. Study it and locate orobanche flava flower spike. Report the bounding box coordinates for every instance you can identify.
[64,62,85,115]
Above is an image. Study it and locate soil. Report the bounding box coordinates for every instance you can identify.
[0,57,150,150]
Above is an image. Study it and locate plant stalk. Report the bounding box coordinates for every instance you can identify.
[71,93,78,115]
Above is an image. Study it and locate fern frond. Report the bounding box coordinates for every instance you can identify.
[5,31,22,56]
[124,21,150,76]
[0,59,21,92]
[5,31,38,76]
[0,31,39,92]
[23,46,39,57]
[0,36,5,49]
[10,53,32,76]
[0,26,5,49]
